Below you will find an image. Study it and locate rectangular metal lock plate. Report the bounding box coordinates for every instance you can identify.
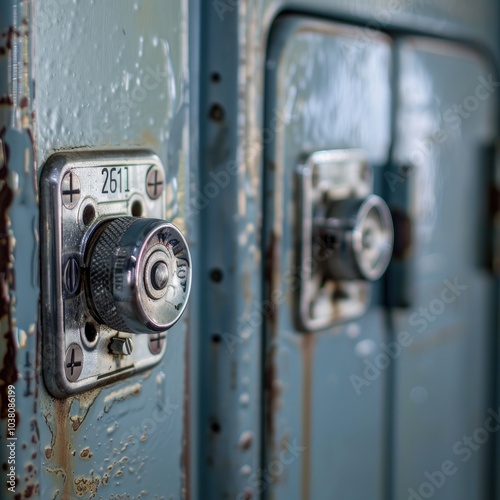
[40,151,170,397]
[296,149,392,331]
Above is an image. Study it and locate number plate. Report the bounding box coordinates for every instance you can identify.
[40,151,168,397]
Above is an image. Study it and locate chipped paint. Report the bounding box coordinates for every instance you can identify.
[102,383,142,414]
[79,447,93,460]
[3,0,499,499]
[0,4,40,500]
[3,2,193,496]
[0,131,17,420]
[73,472,100,497]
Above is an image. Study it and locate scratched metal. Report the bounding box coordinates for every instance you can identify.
[200,0,500,499]
[1,1,191,499]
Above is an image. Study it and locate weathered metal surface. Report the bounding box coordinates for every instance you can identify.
[2,0,500,499]
[0,1,39,498]
[199,0,500,499]
[263,18,392,499]
[390,38,497,500]
[1,0,192,498]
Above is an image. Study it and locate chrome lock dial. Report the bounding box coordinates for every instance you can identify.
[317,195,393,282]
[86,217,191,334]
[296,150,394,331]
[40,151,191,397]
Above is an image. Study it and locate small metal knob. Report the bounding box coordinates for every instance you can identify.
[85,217,192,334]
[317,195,394,281]
[109,337,134,356]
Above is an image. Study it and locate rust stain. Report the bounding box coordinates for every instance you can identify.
[241,487,253,500]
[74,472,100,497]
[52,399,72,498]
[42,387,100,497]
[14,482,38,500]
[18,96,29,109]
[0,95,14,106]
[70,417,80,433]
[0,129,17,420]
[263,230,280,463]
[1,13,40,496]
[79,447,93,460]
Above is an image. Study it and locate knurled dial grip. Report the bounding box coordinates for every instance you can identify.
[85,217,191,334]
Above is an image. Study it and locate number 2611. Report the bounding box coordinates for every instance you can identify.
[102,167,130,194]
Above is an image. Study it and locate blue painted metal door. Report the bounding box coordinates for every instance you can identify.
[263,15,497,500]
[0,1,194,498]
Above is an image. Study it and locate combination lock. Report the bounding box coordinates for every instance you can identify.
[85,217,191,334]
[40,151,192,397]
[316,195,393,282]
[296,149,394,331]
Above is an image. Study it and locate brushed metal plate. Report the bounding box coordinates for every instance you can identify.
[40,150,168,397]
[296,149,373,331]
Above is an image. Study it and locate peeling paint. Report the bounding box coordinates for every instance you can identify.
[73,472,100,497]
[0,130,17,420]
[102,383,142,414]
[79,447,92,460]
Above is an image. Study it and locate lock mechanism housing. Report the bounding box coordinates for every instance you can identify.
[296,150,393,331]
[40,151,192,397]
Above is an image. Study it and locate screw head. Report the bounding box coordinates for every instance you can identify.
[64,257,81,296]
[61,171,81,209]
[148,333,166,355]
[109,337,134,356]
[65,344,83,382]
[146,165,165,200]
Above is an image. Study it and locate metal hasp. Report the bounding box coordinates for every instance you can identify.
[40,151,192,397]
[296,149,393,330]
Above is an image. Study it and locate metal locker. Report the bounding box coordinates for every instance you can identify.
[1,1,194,498]
[2,0,500,499]
[262,16,392,499]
